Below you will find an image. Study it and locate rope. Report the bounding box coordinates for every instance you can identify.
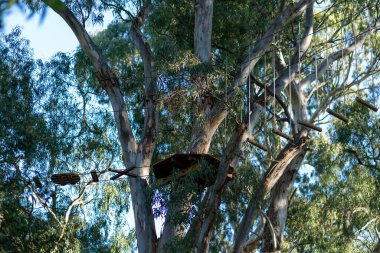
[370,32,375,91]
[224,60,228,149]
[341,26,346,115]
[248,45,251,131]
[273,39,276,127]
[288,45,292,123]
[264,55,268,140]
[354,24,360,94]
[315,58,319,123]
[298,19,302,120]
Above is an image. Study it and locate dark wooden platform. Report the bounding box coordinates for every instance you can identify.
[51,172,80,186]
[153,154,234,186]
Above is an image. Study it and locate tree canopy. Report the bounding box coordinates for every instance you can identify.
[0,0,379,252]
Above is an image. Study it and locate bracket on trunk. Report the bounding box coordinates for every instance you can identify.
[108,165,138,180]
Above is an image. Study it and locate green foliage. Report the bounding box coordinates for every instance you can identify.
[1,0,380,252]
[0,176,59,253]
[0,27,70,253]
[0,28,134,252]
[286,103,380,252]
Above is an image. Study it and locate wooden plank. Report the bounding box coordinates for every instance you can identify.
[297,120,322,132]
[326,108,348,123]
[355,97,378,112]
[155,163,199,186]
[272,129,294,142]
[51,172,80,186]
[246,138,268,152]
[109,165,136,180]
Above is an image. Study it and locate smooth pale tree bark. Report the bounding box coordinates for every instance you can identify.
[160,0,308,244]
[231,3,315,251]
[299,21,380,90]
[194,124,249,253]
[129,10,158,252]
[229,0,314,92]
[40,1,379,252]
[235,15,378,253]
[185,0,315,161]
[157,109,228,252]
[157,1,215,250]
[258,19,379,252]
[188,0,222,155]
[194,0,213,64]
[261,151,306,252]
[249,14,379,253]
[243,217,266,252]
[187,0,315,156]
[174,1,315,251]
[233,129,309,253]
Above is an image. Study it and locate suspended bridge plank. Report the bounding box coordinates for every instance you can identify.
[297,120,322,132]
[51,172,80,186]
[246,137,268,152]
[153,154,234,187]
[326,108,349,123]
[272,129,294,142]
[355,97,378,112]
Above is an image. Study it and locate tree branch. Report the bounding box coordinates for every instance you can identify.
[300,21,380,89]
[194,0,214,63]
[129,9,158,169]
[243,217,266,252]
[229,0,314,93]
[233,130,308,253]
[64,182,91,224]
[194,124,248,253]
[30,184,61,226]
[43,0,136,164]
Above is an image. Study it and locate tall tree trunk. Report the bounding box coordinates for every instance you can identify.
[194,124,248,252]
[194,0,213,63]
[233,131,308,253]
[43,2,158,252]
[261,151,306,253]
[373,241,380,253]
[157,1,215,250]
[130,176,157,252]
[129,11,158,252]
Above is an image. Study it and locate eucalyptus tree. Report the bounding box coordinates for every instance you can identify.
[9,0,380,252]
[0,27,81,252]
[0,26,135,252]
[0,27,60,253]
[285,102,380,252]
